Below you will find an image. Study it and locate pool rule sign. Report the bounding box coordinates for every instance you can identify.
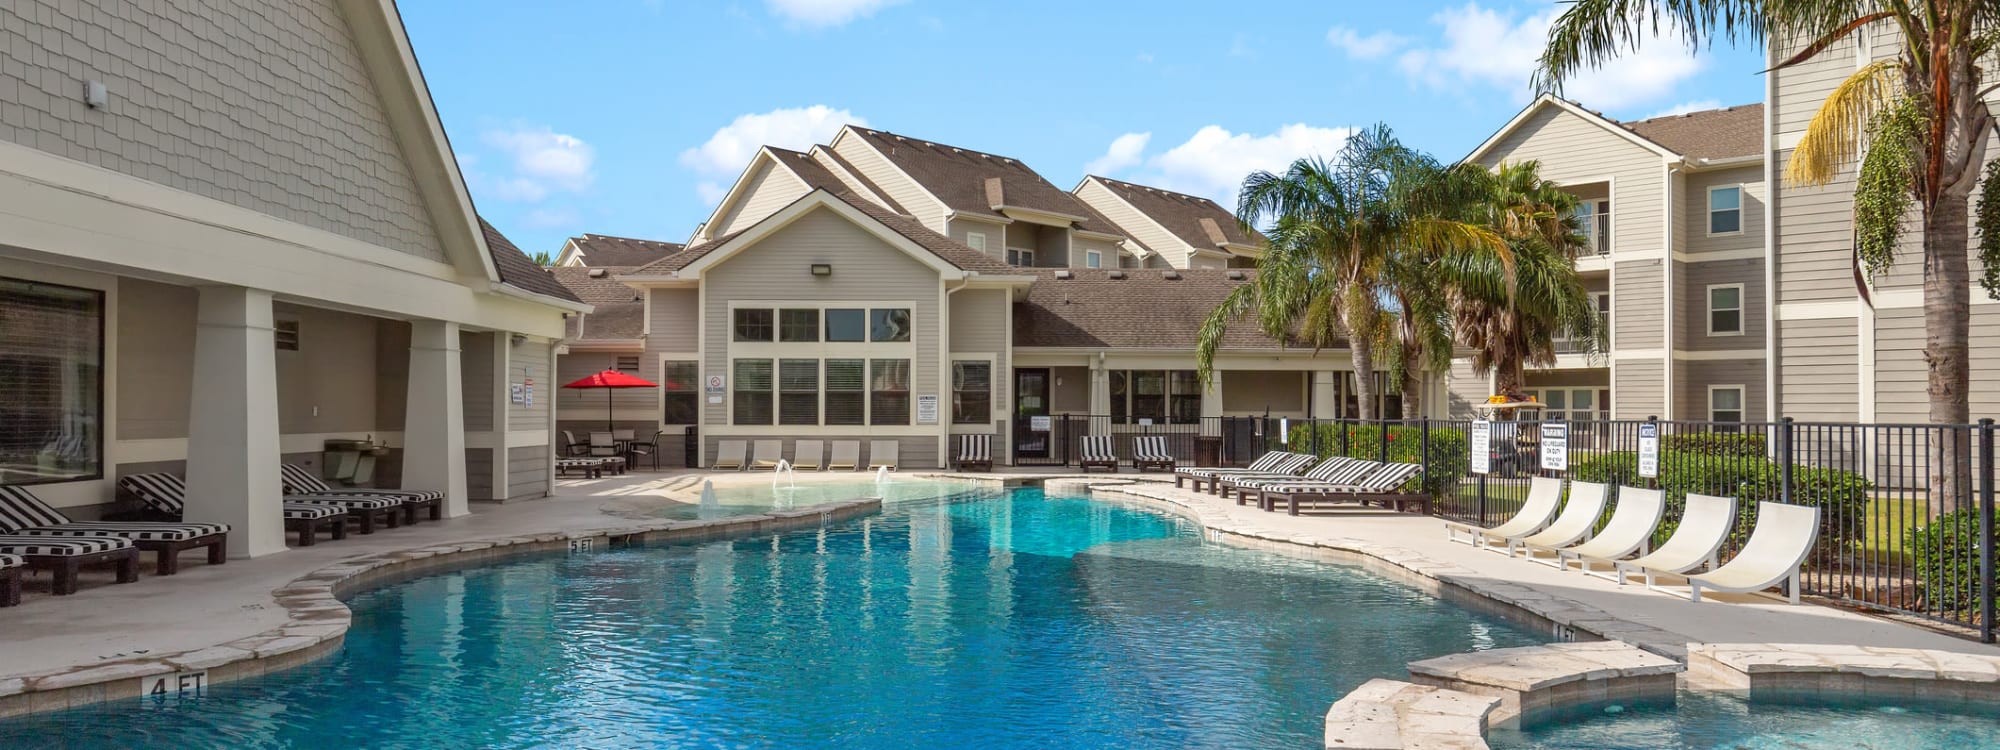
[1637,422,1660,478]
[1539,422,1568,472]
[1468,419,1491,475]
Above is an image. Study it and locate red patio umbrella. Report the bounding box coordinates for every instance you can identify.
[562,370,658,431]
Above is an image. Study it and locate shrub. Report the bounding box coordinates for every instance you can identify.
[1662,433,1767,458]
[1568,449,1870,551]
[1908,508,1990,615]
[1286,423,1467,497]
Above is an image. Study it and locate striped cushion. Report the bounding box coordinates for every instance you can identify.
[1242,459,1381,489]
[0,535,132,556]
[282,503,345,520]
[118,473,190,516]
[1134,437,1172,461]
[285,494,401,510]
[958,434,990,461]
[11,521,228,542]
[278,464,334,495]
[301,488,442,503]
[283,464,439,502]
[0,486,72,533]
[1081,436,1117,461]
[0,554,20,569]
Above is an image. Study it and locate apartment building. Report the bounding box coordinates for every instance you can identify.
[1450,96,1768,424]
[0,0,585,557]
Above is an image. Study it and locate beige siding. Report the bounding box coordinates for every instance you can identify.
[1679,259,1767,350]
[1676,360,1766,422]
[1071,235,1122,269]
[0,0,445,259]
[373,320,408,431]
[1777,317,1858,420]
[557,351,653,421]
[1683,167,1764,256]
[831,134,949,231]
[1050,367,1090,413]
[1446,359,1488,418]
[1875,307,2000,423]
[1074,179,1188,266]
[948,218,1007,262]
[273,303,379,434]
[1526,371,1609,389]
[1476,105,1665,259]
[1222,371,1307,416]
[1613,359,1665,418]
[461,331,495,433]
[466,447,493,501]
[647,289,699,353]
[116,279,196,439]
[507,339,552,432]
[712,161,810,237]
[506,445,547,500]
[1772,150,1863,304]
[1613,259,1664,348]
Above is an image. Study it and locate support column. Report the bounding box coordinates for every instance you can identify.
[489,332,510,502]
[404,320,469,517]
[1200,369,1224,436]
[1311,371,1341,420]
[1088,357,1109,417]
[185,286,286,558]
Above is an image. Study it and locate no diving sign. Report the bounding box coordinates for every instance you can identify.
[140,670,207,701]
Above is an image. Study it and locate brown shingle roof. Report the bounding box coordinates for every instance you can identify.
[573,301,644,341]
[549,266,644,306]
[1619,104,1763,161]
[1091,177,1264,253]
[848,127,1123,236]
[632,190,1018,276]
[479,217,582,303]
[565,233,685,267]
[1012,269,1304,349]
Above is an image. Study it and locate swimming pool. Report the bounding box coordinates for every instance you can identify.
[1486,690,2000,748]
[656,478,992,520]
[0,487,1543,748]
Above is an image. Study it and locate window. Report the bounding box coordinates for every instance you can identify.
[779,309,819,342]
[0,277,104,483]
[733,308,773,342]
[1130,370,1167,423]
[1708,284,1743,335]
[1526,388,1604,422]
[1708,186,1743,234]
[1593,292,1611,337]
[274,319,300,351]
[1109,371,1129,424]
[779,359,819,425]
[952,361,991,424]
[1085,250,1102,269]
[1169,371,1202,422]
[870,359,911,425]
[1575,199,1611,254]
[1107,369,1201,424]
[825,359,865,425]
[660,361,698,425]
[966,232,987,252]
[732,359,773,425]
[1007,248,1035,266]
[1710,386,1745,423]
[825,309,866,342]
[614,355,640,371]
[869,308,911,342]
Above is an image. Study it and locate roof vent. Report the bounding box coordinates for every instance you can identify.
[1225,270,1247,281]
[1108,270,1127,280]
[587,268,608,278]
[1054,270,1073,280]
[1162,270,1181,280]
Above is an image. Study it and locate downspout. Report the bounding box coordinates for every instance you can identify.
[943,277,969,468]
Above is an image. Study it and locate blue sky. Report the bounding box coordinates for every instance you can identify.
[400,1,1765,258]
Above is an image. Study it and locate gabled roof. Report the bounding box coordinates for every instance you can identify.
[1620,104,1763,161]
[1012,269,1303,350]
[549,266,644,306]
[1087,177,1264,254]
[563,234,684,267]
[632,189,1018,277]
[567,301,644,341]
[845,127,1123,235]
[478,218,582,303]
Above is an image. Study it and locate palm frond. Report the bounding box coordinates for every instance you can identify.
[1787,59,1903,187]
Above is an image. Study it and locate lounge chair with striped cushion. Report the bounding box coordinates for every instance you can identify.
[1078,435,1118,473]
[1132,436,1175,472]
[1174,452,1314,494]
[0,554,20,607]
[1259,462,1429,516]
[955,434,992,471]
[280,464,442,525]
[120,472,348,546]
[1225,457,1379,506]
[0,535,138,595]
[0,486,227,575]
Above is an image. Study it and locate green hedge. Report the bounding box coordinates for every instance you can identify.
[1568,449,1871,550]
[1285,424,1467,497]
[1661,433,1767,458]
[1907,508,1989,614]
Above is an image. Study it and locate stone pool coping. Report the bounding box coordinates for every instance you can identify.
[0,498,882,719]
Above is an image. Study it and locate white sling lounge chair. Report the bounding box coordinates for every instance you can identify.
[712,440,748,471]
[868,440,899,471]
[749,440,784,470]
[1683,502,1820,604]
[827,441,861,471]
[1543,486,1665,576]
[1496,481,1609,557]
[793,440,825,471]
[1443,476,1564,547]
[1609,493,1739,592]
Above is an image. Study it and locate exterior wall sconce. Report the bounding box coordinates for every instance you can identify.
[810,263,833,277]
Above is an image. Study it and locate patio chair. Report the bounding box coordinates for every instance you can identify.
[0,485,228,576]
[279,464,442,524]
[0,534,138,595]
[1442,476,1563,547]
[1684,502,1820,604]
[629,431,663,470]
[712,440,748,471]
[1550,487,1666,577]
[1226,457,1377,506]
[956,434,993,471]
[120,472,347,547]
[561,430,590,457]
[827,441,861,471]
[1174,452,1313,493]
[1498,481,1611,558]
[1259,462,1429,516]
[1132,436,1175,472]
[793,440,825,471]
[1609,493,1739,593]
[1079,436,1119,473]
[0,554,20,607]
[868,441,899,471]
[589,432,620,462]
[750,440,784,470]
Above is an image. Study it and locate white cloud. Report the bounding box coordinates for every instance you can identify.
[1643,99,1724,120]
[1325,26,1407,60]
[1085,132,1151,175]
[472,125,596,203]
[1396,2,1703,111]
[1090,124,1353,208]
[679,105,866,205]
[765,0,903,28]
[522,207,580,229]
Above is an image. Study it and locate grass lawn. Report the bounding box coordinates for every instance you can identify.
[1860,495,1929,564]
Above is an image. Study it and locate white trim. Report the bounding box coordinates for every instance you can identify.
[805,145,900,211]
[1776,301,1861,320]
[1464,95,1681,164]
[965,231,988,253]
[464,430,550,450]
[1706,283,1746,336]
[1613,348,1667,360]
[674,191,966,280]
[655,354,701,428]
[1070,176,1195,263]
[1674,349,1767,361]
[1673,247,1768,263]
[995,205,1087,226]
[1706,184,1746,236]
[1762,55,1779,421]
[948,353,999,430]
[115,431,408,464]
[833,127,953,229]
[1085,249,1103,268]
[693,149,791,243]
[1707,384,1747,423]
[1662,163,1678,419]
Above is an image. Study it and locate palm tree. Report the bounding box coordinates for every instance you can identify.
[1196,125,1506,420]
[1450,161,1604,401]
[1536,1,1998,501]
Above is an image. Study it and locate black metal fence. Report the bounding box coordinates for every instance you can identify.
[1008,415,1285,468]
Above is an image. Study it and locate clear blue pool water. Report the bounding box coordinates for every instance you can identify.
[0,487,1544,749]
[1487,690,2000,749]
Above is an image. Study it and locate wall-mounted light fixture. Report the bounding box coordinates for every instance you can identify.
[810,263,833,277]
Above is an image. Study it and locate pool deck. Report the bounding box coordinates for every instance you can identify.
[2,469,1996,719]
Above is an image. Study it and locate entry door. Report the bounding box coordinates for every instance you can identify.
[1014,368,1051,459]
